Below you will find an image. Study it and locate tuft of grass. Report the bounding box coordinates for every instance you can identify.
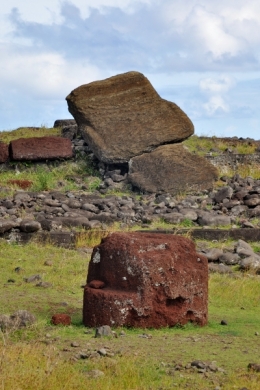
[32,166,55,191]
[85,177,102,192]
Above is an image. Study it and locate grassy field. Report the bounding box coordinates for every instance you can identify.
[1,240,260,389]
[1,127,260,388]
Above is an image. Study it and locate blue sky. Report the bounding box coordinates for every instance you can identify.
[1,0,260,139]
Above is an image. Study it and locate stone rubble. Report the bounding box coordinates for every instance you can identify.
[0,173,260,240]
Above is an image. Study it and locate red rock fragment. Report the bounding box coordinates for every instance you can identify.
[51,314,71,326]
[83,232,208,329]
[89,280,105,289]
[7,180,33,189]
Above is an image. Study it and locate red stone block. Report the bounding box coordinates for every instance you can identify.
[83,232,208,328]
[10,136,73,161]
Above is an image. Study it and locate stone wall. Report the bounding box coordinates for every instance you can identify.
[205,153,260,173]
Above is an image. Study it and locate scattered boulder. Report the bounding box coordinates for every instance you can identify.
[248,363,260,372]
[62,125,78,140]
[0,310,36,331]
[0,219,18,233]
[0,142,9,163]
[83,232,208,328]
[66,71,194,164]
[19,219,41,233]
[214,186,234,203]
[53,119,76,128]
[197,212,231,227]
[203,248,223,262]
[240,254,260,272]
[95,325,113,338]
[128,144,218,194]
[10,137,73,161]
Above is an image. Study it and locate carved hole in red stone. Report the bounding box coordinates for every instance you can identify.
[186,310,196,322]
[166,296,185,308]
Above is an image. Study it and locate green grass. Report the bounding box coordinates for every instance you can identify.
[0,159,101,194]
[184,135,258,156]
[0,126,61,144]
[218,163,260,180]
[1,240,260,389]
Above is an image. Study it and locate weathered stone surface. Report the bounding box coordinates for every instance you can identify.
[128,144,218,194]
[197,212,231,227]
[53,119,76,128]
[66,71,194,164]
[214,186,233,203]
[19,219,41,233]
[10,137,73,161]
[62,125,78,140]
[83,232,208,328]
[95,325,113,338]
[0,310,36,331]
[0,219,18,233]
[0,142,9,163]
[203,248,223,262]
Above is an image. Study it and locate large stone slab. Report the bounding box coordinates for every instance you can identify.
[10,137,73,161]
[0,142,9,163]
[66,71,194,164]
[83,232,208,328]
[128,144,218,194]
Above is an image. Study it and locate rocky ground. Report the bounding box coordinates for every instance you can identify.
[0,172,260,273]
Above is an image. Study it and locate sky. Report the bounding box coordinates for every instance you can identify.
[1,0,260,139]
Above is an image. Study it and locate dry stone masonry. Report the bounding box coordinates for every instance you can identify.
[83,232,208,328]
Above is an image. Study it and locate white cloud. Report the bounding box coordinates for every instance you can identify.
[199,74,236,117]
[199,75,236,94]
[0,45,101,99]
[203,96,229,116]
[0,0,260,136]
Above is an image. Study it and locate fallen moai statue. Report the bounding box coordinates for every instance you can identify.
[66,71,218,195]
[83,232,208,328]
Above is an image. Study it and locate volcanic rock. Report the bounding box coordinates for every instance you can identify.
[0,142,9,163]
[10,136,73,161]
[128,144,218,194]
[83,232,208,328]
[66,71,194,164]
[53,119,76,128]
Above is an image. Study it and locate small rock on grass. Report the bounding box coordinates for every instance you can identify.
[24,274,41,283]
[220,320,228,325]
[248,363,260,372]
[98,348,107,356]
[95,325,113,338]
[71,341,80,347]
[85,369,104,378]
